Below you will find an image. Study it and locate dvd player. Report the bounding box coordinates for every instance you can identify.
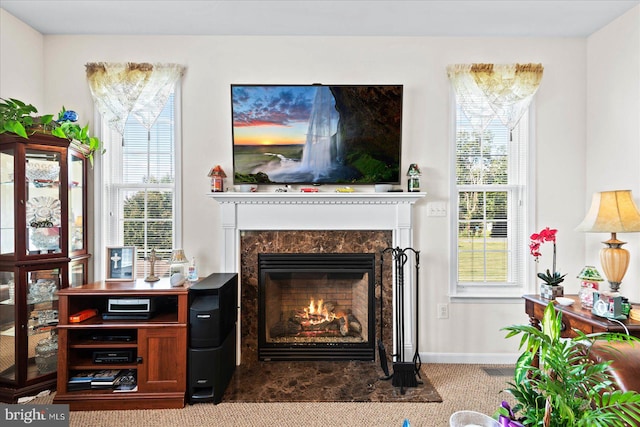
[101,313,153,320]
[93,350,134,364]
[91,334,135,342]
[107,298,154,313]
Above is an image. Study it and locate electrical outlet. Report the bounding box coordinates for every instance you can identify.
[437,303,449,319]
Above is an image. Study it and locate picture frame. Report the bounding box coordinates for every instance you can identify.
[105,246,136,281]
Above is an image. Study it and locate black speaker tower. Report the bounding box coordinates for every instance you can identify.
[187,273,237,404]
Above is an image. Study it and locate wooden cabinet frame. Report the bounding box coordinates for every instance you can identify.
[54,280,188,410]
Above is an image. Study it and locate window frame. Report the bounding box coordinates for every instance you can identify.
[93,84,183,281]
[448,92,536,301]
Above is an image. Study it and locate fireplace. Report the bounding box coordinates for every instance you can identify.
[208,192,425,365]
[258,253,376,361]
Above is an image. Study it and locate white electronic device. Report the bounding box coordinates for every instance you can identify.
[107,298,154,313]
[591,291,625,320]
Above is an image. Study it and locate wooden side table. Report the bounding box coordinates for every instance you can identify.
[523,294,640,338]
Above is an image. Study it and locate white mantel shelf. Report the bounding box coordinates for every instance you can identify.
[208,191,427,260]
[209,191,426,205]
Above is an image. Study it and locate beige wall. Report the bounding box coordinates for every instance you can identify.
[586,5,640,303]
[0,9,44,107]
[2,6,636,361]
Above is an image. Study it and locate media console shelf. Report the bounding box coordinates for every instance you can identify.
[53,279,188,410]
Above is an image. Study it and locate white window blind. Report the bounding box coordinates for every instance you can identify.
[452,103,530,298]
[103,92,178,279]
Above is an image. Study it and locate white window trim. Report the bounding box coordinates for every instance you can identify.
[92,84,183,281]
[448,92,537,302]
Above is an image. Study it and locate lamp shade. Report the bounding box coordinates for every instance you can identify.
[576,190,640,233]
[577,265,603,281]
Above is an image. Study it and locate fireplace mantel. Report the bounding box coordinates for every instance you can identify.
[210,192,425,269]
[210,192,425,205]
[208,191,426,363]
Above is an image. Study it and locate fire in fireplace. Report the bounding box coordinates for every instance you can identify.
[258,253,376,361]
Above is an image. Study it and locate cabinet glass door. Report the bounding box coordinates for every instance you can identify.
[0,149,15,255]
[69,152,84,253]
[27,266,60,380]
[26,150,62,256]
[0,270,16,381]
[69,260,86,288]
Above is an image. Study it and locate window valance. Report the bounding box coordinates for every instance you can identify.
[447,63,544,132]
[85,62,185,134]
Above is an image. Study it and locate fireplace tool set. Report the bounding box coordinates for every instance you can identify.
[380,247,422,394]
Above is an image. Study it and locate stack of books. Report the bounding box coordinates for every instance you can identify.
[67,369,137,392]
[91,369,123,389]
[67,371,94,391]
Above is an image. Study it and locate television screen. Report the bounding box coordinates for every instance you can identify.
[231,84,403,185]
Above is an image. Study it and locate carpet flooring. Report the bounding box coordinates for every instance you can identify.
[223,360,442,403]
[21,364,516,427]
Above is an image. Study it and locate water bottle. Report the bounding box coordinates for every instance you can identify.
[188,257,198,282]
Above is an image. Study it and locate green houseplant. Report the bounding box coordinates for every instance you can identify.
[497,303,640,426]
[0,98,102,165]
[0,98,54,138]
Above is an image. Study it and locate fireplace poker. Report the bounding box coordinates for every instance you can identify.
[382,247,421,394]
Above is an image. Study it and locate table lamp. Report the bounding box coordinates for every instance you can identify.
[576,190,640,293]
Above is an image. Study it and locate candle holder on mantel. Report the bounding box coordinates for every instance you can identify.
[208,165,227,192]
[407,164,421,192]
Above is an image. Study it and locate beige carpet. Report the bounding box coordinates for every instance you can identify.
[27,363,515,427]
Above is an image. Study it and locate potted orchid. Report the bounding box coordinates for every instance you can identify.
[529,227,566,299]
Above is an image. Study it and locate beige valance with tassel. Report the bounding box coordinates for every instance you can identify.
[447,63,544,132]
[86,62,185,134]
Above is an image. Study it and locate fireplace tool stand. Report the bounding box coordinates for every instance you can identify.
[381,247,422,394]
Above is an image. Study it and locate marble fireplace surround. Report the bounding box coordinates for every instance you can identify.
[209,192,426,364]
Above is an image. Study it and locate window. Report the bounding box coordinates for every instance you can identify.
[100,90,181,279]
[451,103,531,299]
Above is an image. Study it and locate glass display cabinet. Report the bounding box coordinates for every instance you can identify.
[68,146,90,288]
[0,133,88,402]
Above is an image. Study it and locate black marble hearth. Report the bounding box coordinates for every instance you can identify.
[219,230,441,403]
[222,360,442,403]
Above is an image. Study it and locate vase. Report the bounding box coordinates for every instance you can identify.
[540,283,563,300]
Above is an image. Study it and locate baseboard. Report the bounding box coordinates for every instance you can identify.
[420,352,519,365]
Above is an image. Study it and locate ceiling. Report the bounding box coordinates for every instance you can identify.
[1,0,638,37]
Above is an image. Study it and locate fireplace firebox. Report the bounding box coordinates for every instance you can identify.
[258,253,376,361]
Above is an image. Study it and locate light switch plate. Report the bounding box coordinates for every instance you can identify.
[427,202,447,217]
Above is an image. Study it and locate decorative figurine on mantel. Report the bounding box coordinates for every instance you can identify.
[144,248,160,282]
[208,165,227,192]
[407,164,421,192]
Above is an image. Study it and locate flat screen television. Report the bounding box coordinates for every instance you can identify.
[231,84,403,185]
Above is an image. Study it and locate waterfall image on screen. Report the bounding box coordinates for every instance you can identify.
[231,85,402,185]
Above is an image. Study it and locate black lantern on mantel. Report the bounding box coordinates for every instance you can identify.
[407,164,421,192]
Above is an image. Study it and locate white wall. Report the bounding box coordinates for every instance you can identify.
[586,6,640,303]
[0,9,44,107]
[1,9,602,361]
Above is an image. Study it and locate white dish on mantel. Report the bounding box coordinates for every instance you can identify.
[555,297,574,306]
